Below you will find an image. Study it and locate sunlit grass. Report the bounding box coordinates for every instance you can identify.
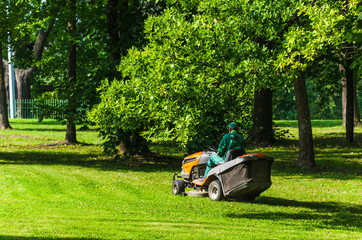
[0,119,360,239]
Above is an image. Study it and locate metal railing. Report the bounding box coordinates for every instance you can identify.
[7,99,68,119]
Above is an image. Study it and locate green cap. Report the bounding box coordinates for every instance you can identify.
[228,122,238,130]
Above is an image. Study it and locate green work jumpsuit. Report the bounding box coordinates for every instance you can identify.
[204,130,245,177]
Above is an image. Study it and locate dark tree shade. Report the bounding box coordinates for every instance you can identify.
[253,88,275,143]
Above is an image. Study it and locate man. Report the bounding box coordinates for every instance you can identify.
[203,122,245,178]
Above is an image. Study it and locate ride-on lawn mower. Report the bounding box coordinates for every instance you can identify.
[172,148,274,201]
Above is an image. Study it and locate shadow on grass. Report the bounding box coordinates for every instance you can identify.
[13,128,66,132]
[0,147,360,181]
[0,129,360,178]
[314,132,362,146]
[15,126,99,132]
[227,196,361,229]
[269,154,361,180]
[255,133,361,179]
[9,120,98,132]
[9,128,99,133]
[0,150,181,173]
[268,133,361,149]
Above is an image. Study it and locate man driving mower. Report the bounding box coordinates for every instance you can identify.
[195,122,246,183]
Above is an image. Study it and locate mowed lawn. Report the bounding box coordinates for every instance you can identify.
[0,119,360,239]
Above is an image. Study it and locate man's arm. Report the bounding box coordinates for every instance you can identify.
[217,134,228,157]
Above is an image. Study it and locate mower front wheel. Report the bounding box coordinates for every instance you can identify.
[208,180,224,201]
[172,179,185,195]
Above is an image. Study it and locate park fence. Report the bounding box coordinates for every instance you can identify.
[7,99,68,119]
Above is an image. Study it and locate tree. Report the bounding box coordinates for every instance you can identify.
[65,0,78,143]
[294,69,315,167]
[0,0,16,129]
[338,1,361,141]
[0,44,11,129]
[107,0,122,79]
[2,1,55,118]
[253,88,274,143]
[344,57,354,143]
[14,22,54,113]
[340,59,355,142]
[106,0,152,155]
[274,1,360,167]
[353,79,361,125]
[30,0,108,143]
[89,1,272,153]
[89,0,359,163]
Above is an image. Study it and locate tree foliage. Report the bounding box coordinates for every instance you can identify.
[89,0,361,157]
[89,5,260,152]
[0,0,48,128]
[1,0,360,164]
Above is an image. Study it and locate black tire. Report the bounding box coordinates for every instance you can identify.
[208,180,224,201]
[172,179,185,195]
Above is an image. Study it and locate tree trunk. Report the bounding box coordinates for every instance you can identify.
[340,61,355,142]
[117,129,151,156]
[107,0,129,154]
[353,76,361,125]
[65,0,77,144]
[294,71,316,168]
[0,44,12,129]
[15,68,33,118]
[3,61,9,100]
[107,0,121,72]
[340,63,347,127]
[253,88,275,143]
[119,141,127,155]
[345,59,354,143]
[12,19,55,118]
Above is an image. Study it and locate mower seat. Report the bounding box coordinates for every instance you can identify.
[224,148,245,162]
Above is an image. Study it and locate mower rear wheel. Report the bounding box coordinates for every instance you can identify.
[172,179,185,195]
[208,180,224,201]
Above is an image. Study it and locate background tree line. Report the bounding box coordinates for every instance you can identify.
[0,0,361,168]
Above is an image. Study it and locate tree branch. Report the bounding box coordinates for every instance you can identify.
[33,18,55,61]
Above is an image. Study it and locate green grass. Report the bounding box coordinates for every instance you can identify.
[0,119,361,239]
